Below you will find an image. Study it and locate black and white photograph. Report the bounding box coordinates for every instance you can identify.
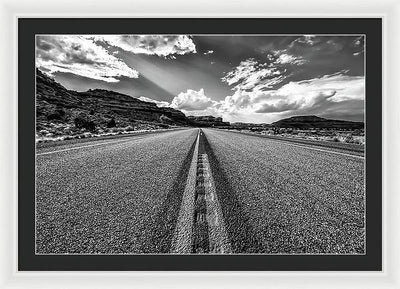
[35,34,366,255]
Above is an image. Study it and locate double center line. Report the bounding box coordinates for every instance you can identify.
[171,129,231,254]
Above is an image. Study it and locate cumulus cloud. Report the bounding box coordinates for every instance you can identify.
[138,71,364,123]
[254,100,300,113]
[170,88,216,111]
[36,35,138,83]
[134,89,221,117]
[220,72,365,119]
[203,50,214,55]
[86,35,196,57]
[138,96,170,107]
[218,71,364,123]
[220,51,364,122]
[282,72,364,102]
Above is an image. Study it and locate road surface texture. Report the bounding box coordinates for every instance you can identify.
[36,129,198,253]
[36,128,364,254]
[202,128,364,254]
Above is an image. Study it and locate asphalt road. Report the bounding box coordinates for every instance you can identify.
[36,128,365,254]
[202,128,365,254]
[36,128,198,253]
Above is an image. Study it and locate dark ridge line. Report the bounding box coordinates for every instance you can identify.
[202,133,265,253]
[143,133,198,253]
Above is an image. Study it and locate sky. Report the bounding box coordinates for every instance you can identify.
[36,35,365,123]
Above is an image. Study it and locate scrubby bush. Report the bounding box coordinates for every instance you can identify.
[82,132,93,138]
[47,108,65,121]
[352,137,364,145]
[159,123,169,128]
[160,114,173,124]
[39,129,49,135]
[107,118,116,128]
[74,113,96,131]
[124,125,135,131]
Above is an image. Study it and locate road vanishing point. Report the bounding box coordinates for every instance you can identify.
[36,128,365,254]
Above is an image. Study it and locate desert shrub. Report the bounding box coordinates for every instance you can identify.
[160,114,173,124]
[107,118,116,128]
[39,129,49,135]
[344,135,354,143]
[47,108,65,121]
[125,125,135,131]
[159,123,169,128]
[82,132,93,138]
[74,113,96,131]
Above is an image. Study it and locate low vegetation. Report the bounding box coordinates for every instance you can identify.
[227,128,365,145]
[36,110,176,143]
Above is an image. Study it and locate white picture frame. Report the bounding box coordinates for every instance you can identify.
[1,0,399,288]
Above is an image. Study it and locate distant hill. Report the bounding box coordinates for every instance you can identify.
[187,115,230,127]
[271,115,364,129]
[36,69,189,135]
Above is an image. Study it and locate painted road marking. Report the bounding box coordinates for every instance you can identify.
[192,153,210,253]
[36,137,143,156]
[171,129,231,254]
[201,154,231,253]
[170,130,200,253]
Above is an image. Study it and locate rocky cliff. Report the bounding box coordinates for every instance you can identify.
[36,69,189,137]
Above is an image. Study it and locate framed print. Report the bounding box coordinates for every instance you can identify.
[1,0,398,284]
[16,18,382,271]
